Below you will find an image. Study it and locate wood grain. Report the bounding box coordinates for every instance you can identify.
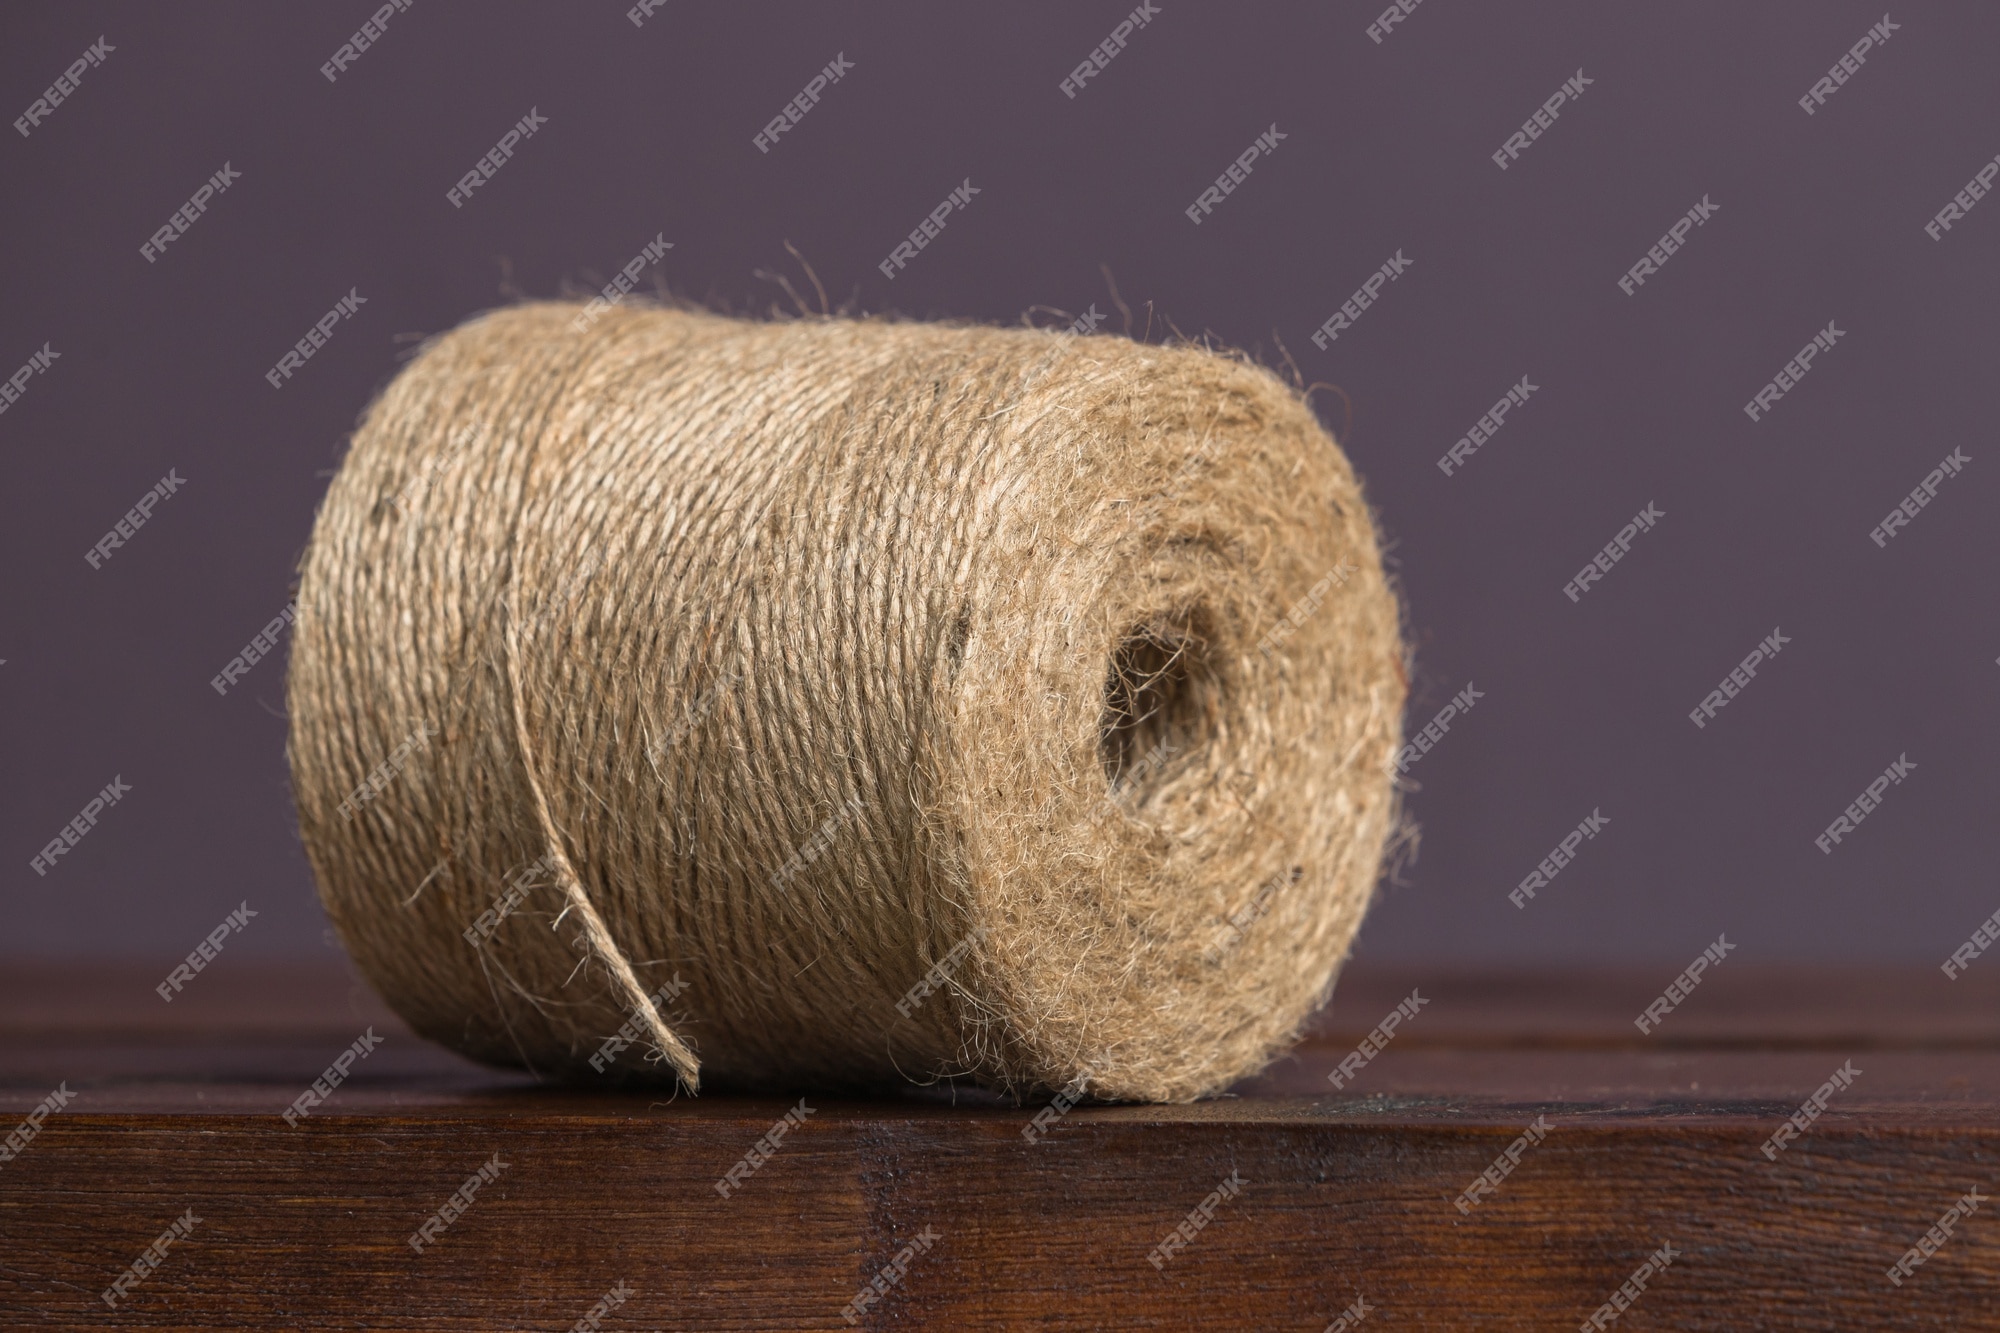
[3,961,1997,1329]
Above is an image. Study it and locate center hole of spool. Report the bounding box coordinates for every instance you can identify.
[1100,611,1218,797]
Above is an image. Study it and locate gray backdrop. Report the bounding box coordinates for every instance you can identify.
[3,1,1995,964]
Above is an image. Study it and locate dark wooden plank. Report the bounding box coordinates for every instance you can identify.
[6,1104,1999,1328]
[4,962,1999,1329]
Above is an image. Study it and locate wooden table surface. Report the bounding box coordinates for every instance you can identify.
[3,960,1997,1329]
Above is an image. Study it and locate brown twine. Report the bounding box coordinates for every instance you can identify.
[286,302,1406,1103]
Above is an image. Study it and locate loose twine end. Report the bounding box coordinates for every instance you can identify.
[504,598,701,1091]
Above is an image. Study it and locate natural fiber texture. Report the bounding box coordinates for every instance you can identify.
[287,302,1405,1103]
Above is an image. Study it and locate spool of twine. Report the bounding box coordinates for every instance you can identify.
[286,302,1405,1103]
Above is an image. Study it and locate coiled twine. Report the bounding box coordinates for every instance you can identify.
[287,303,1405,1103]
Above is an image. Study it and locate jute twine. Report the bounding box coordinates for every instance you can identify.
[286,302,1405,1103]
